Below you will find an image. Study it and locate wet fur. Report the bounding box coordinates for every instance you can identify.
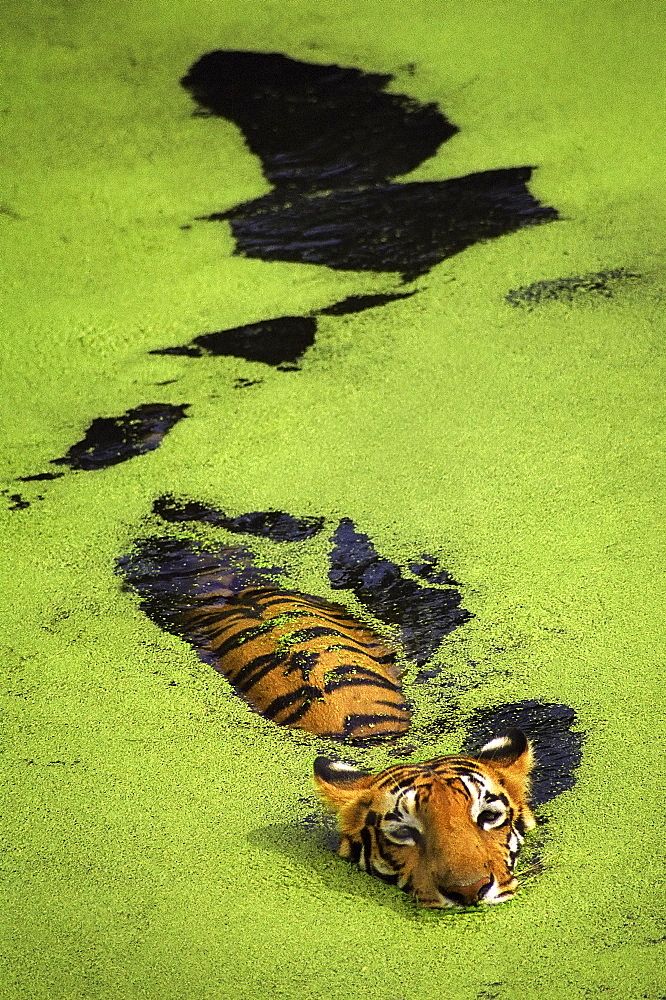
[314,731,536,908]
[181,586,410,739]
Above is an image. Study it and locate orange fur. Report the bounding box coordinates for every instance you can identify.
[314,732,535,907]
[180,587,410,739]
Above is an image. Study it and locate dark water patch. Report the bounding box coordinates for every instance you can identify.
[328,518,470,665]
[318,291,418,316]
[234,377,263,388]
[17,471,65,482]
[7,493,30,510]
[149,293,418,370]
[413,666,443,684]
[475,984,506,1000]
[151,344,201,357]
[181,50,456,192]
[408,554,459,586]
[117,535,284,634]
[214,170,558,280]
[182,51,557,280]
[153,493,325,541]
[211,510,325,542]
[461,700,584,807]
[50,403,189,472]
[150,316,316,368]
[505,268,642,308]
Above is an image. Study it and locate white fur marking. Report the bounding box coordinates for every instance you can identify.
[481,736,512,752]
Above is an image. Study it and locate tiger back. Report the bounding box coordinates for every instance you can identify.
[180,586,411,740]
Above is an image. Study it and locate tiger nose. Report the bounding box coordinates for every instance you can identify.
[442,877,493,907]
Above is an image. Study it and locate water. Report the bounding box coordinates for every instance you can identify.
[1,1,663,997]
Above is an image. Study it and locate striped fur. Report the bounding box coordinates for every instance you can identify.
[314,730,536,907]
[181,587,411,740]
[119,535,538,906]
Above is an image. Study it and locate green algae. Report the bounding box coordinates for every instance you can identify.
[1,1,665,998]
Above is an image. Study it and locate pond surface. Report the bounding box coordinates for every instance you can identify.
[1,2,663,998]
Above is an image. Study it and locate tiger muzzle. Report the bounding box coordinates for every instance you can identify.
[437,875,497,907]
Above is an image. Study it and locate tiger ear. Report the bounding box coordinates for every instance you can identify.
[474,729,532,770]
[474,730,535,815]
[313,757,375,833]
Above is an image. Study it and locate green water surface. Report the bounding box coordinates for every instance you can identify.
[1,1,664,998]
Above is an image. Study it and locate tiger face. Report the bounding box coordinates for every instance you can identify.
[314,729,536,908]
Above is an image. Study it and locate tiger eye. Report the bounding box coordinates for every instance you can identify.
[477,809,506,828]
[383,824,422,846]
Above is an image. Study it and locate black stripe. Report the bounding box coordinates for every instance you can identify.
[197,625,251,650]
[320,642,395,663]
[190,619,243,645]
[374,699,410,711]
[307,613,387,639]
[325,664,396,682]
[183,606,240,631]
[373,834,403,876]
[376,768,421,789]
[234,651,289,692]
[248,593,354,625]
[209,611,306,660]
[368,855,400,885]
[273,597,358,619]
[186,594,395,657]
[250,598,393,643]
[343,713,410,737]
[324,674,399,695]
[328,664,393,683]
[184,605,252,637]
[283,650,320,678]
[262,684,323,721]
[441,760,488,776]
[247,594,311,612]
[349,838,363,864]
[359,826,373,871]
[323,668,400,695]
[443,777,472,799]
[277,696,321,726]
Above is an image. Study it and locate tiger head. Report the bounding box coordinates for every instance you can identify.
[314,729,536,908]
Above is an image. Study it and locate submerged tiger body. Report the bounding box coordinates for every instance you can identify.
[121,536,539,908]
[181,586,411,740]
[314,730,536,908]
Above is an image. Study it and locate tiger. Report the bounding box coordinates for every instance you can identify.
[120,536,537,906]
[185,582,536,907]
[179,585,411,740]
[314,729,536,908]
